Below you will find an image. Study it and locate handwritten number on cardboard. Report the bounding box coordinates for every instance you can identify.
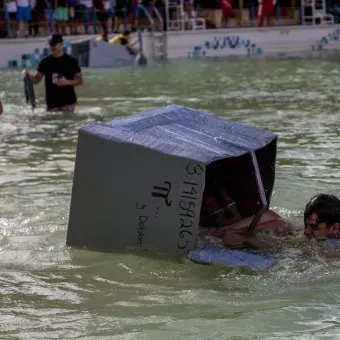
[179,230,193,238]
[179,219,193,228]
[176,163,204,254]
[136,202,146,210]
[179,200,195,212]
[186,162,203,176]
[183,184,197,196]
[177,240,190,250]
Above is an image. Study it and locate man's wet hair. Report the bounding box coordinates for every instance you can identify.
[123,30,131,36]
[304,194,340,228]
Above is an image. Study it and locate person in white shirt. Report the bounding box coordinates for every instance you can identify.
[5,0,18,37]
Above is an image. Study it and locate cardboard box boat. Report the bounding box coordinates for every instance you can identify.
[67,105,278,255]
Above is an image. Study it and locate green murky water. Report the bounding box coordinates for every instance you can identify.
[1,59,340,339]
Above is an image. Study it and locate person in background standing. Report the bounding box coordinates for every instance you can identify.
[220,0,233,27]
[106,0,115,34]
[5,0,18,37]
[183,0,195,19]
[80,0,93,34]
[0,98,3,115]
[257,0,276,26]
[113,0,125,33]
[55,0,69,33]
[45,0,56,32]
[131,0,139,31]
[17,0,32,37]
[93,0,108,40]
[40,0,51,35]
[68,0,79,34]
[29,0,50,36]
[28,0,37,36]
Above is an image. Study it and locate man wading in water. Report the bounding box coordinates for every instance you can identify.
[22,33,83,113]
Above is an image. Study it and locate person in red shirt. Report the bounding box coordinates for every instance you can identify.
[257,0,276,26]
[220,0,233,27]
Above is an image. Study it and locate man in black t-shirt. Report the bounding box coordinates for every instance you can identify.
[22,34,83,113]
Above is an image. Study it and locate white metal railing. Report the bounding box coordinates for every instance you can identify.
[137,4,164,30]
[137,4,166,60]
[164,0,206,31]
[302,0,334,25]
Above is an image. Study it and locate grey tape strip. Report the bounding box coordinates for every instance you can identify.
[250,151,267,208]
[247,151,268,233]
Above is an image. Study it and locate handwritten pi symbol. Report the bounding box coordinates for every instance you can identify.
[151,181,172,207]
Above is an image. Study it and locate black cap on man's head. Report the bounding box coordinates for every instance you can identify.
[48,33,63,46]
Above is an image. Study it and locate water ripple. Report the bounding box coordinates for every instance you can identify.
[1,58,340,338]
